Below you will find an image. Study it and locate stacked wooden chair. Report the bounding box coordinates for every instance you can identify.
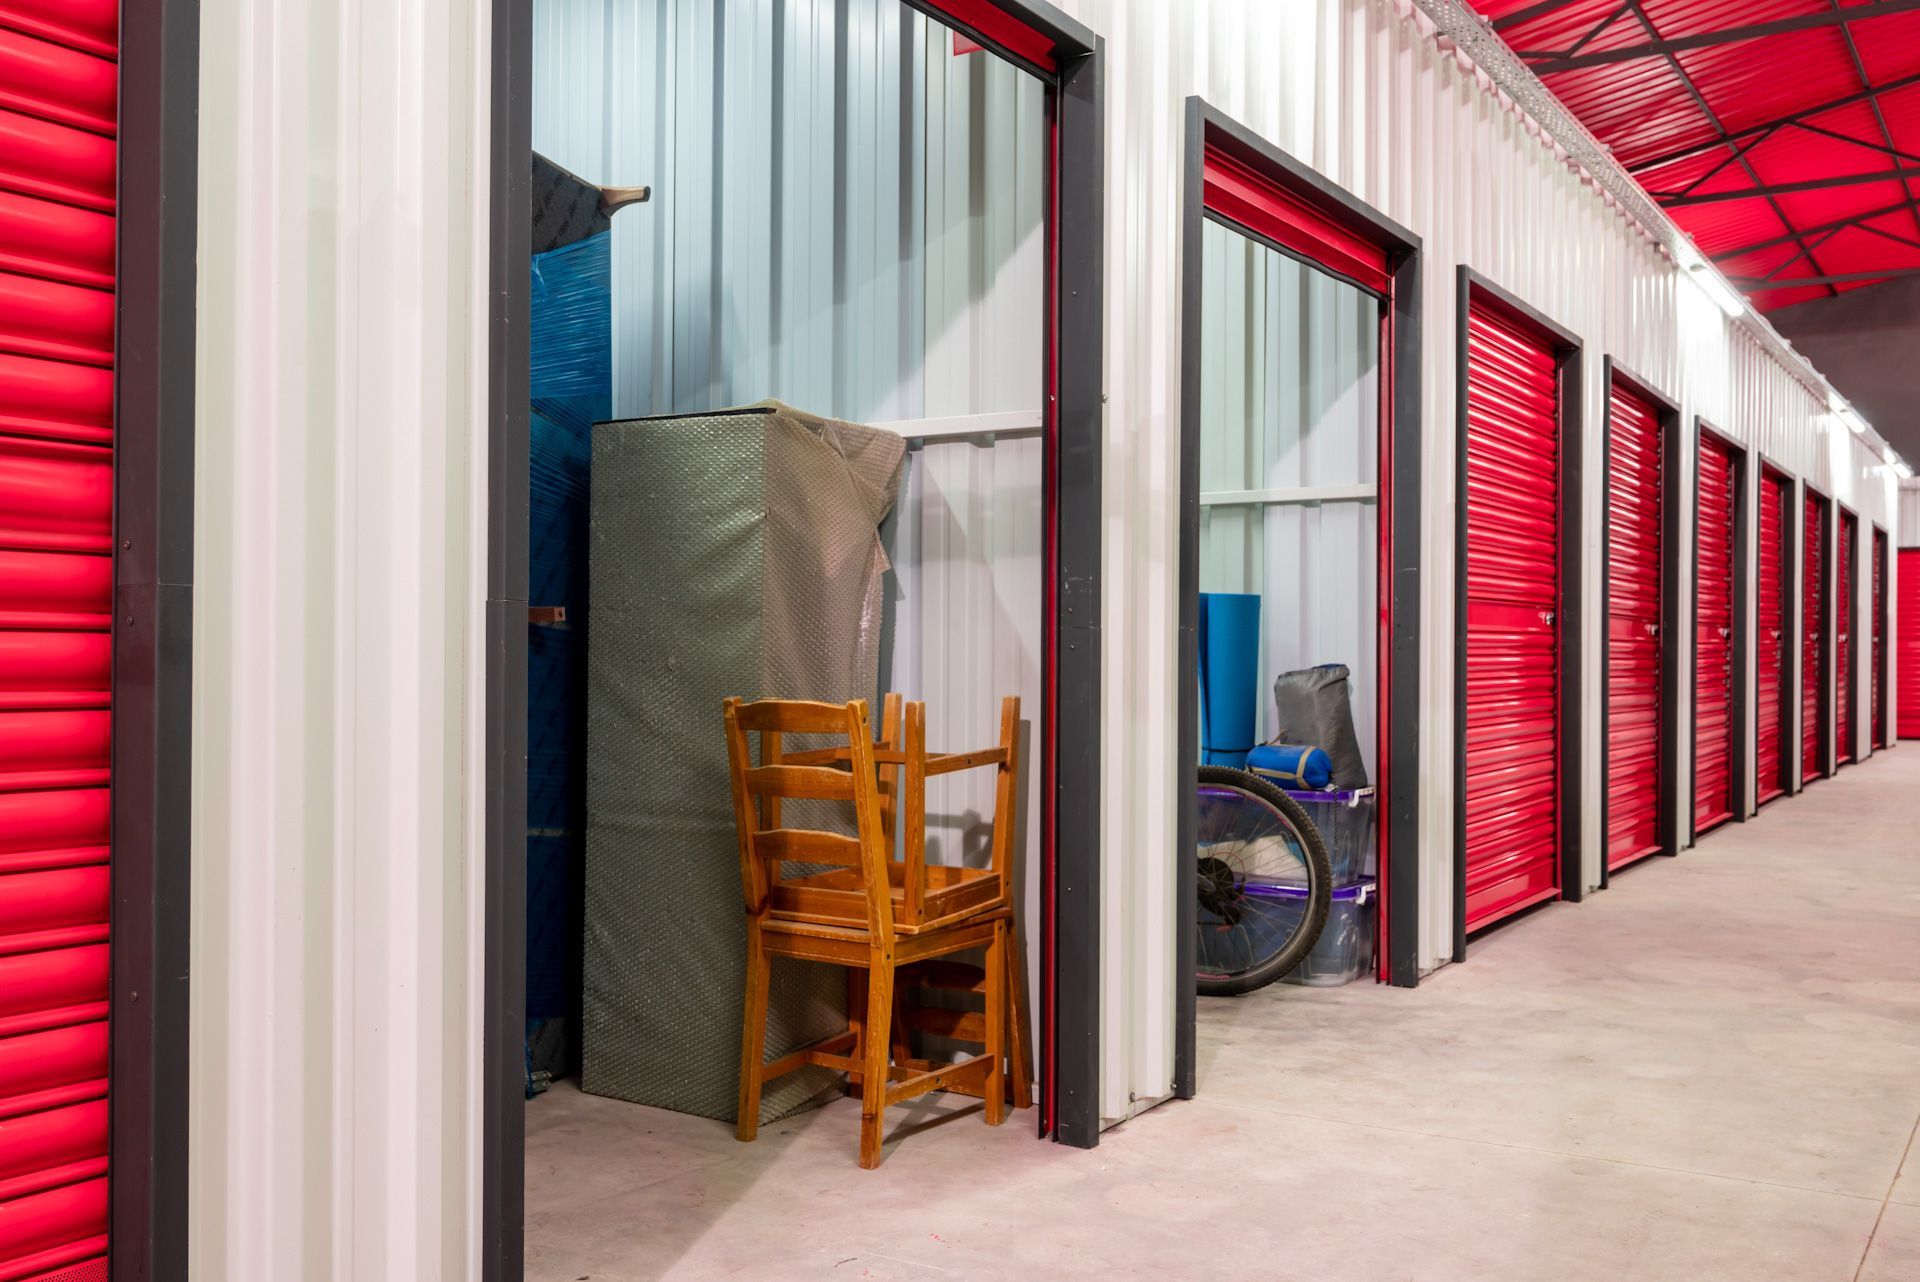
[722,693,1030,1168]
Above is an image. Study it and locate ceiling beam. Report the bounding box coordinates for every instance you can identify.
[1707,200,1915,261]
[1730,265,1920,288]
[1626,69,1920,175]
[1661,165,1920,206]
[1491,0,1594,32]
[1519,0,1920,73]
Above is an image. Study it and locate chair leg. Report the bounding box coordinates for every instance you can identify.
[1005,924,1034,1110]
[983,919,1007,1126]
[845,967,868,1092]
[737,918,771,1142]
[859,950,895,1169]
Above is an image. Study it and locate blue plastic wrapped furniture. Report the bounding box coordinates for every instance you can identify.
[1198,591,1261,768]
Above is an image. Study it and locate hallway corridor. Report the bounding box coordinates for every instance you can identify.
[527,747,1920,1281]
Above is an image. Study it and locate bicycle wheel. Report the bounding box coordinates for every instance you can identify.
[1195,765,1332,996]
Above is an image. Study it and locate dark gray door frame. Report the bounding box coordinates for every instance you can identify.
[113,1,201,1277]
[1173,99,1425,1103]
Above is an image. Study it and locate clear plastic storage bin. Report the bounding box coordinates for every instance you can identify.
[1284,878,1376,987]
[1283,787,1376,884]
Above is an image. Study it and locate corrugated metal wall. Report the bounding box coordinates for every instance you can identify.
[190,0,491,1275]
[1048,0,1902,1123]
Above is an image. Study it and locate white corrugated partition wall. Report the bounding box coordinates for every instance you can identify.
[1048,0,1902,1124]
[190,0,492,1275]
[185,0,1907,1269]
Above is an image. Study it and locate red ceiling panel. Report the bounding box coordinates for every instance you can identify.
[1471,0,1920,307]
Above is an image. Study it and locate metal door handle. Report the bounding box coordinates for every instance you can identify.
[1645,623,1660,637]
[1718,626,1730,638]
[1540,611,1556,626]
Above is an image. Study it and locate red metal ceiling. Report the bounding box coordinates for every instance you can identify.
[1471,0,1920,309]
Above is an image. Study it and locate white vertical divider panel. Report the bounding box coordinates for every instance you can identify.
[192,0,490,1276]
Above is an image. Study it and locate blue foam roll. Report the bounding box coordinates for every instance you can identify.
[1199,591,1261,769]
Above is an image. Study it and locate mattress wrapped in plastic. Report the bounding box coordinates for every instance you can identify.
[583,400,905,1122]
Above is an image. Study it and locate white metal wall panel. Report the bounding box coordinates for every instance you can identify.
[531,0,1045,424]
[191,0,491,1276]
[1047,0,1904,1124]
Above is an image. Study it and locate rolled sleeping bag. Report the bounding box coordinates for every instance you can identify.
[1246,743,1333,790]
[1198,592,1261,769]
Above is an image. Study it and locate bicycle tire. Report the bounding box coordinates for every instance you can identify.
[1195,765,1333,997]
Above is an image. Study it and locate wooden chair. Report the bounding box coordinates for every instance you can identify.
[722,693,1023,1168]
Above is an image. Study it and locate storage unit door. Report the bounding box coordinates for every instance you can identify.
[1754,470,1788,805]
[1873,532,1885,749]
[1605,381,1662,868]
[1902,548,1920,739]
[1693,435,1736,835]
[1838,513,1855,765]
[0,2,117,1279]
[1463,305,1561,931]
[1803,496,1825,780]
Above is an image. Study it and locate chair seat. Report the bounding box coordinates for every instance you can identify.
[769,862,1005,934]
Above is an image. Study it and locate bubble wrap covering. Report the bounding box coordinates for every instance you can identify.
[583,401,904,1122]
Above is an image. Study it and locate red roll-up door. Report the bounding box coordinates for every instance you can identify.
[1901,548,1920,740]
[0,3,116,1280]
[1837,512,1856,766]
[1463,303,1561,931]
[1872,529,1886,750]
[1803,495,1826,781]
[1605,379,1662,869]
[1755,467,1789,806]
[1693,435,1736,835]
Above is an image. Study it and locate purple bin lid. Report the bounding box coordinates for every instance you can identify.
[1281,786,1376,808]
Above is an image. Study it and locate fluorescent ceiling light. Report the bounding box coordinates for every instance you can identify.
[1838,406,1869,435]
[1684,259,1745,317]
[1895,460,1914,480]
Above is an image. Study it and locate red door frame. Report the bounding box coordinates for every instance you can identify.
[1453,267,1585,954]
[1804,485,1835,782]
[1598,359,1682,883]
[1173,99,1425,1099]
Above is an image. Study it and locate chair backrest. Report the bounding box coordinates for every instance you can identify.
[721,697,894,936]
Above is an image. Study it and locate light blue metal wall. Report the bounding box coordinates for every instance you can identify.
[532,0,1045,423]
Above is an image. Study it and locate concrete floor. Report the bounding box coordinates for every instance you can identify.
[527,748,1920,1281]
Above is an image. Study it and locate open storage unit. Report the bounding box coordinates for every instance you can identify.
[498,0,1103,1267]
